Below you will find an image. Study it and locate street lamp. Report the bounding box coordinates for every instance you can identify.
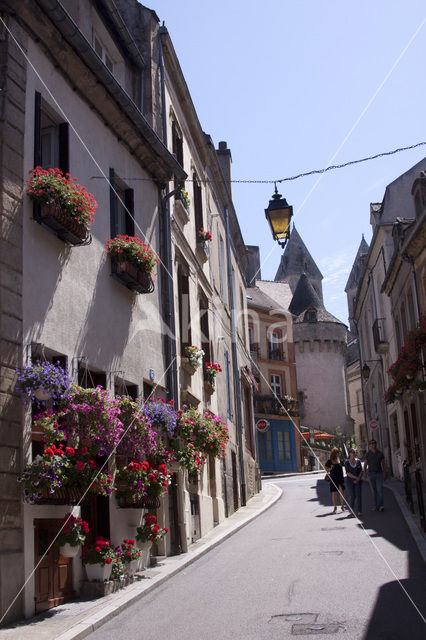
[265,184,293,248]
[362,363,371,380]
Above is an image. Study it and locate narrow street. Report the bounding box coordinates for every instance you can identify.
[87,476,426,640]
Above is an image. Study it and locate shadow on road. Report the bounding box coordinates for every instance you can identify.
[313,477,426,639]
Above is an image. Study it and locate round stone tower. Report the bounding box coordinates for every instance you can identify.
[275,230,353,435]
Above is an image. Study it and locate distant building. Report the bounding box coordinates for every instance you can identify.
[275,228,353,436]
[246,282,301,473]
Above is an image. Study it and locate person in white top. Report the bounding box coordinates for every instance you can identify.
[344,448,363,516]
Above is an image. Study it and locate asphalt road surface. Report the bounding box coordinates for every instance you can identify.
[88,475,426,639]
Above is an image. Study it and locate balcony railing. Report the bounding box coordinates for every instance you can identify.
[372,318,388,354]
[268,347,286,361]
[254,394,299,417]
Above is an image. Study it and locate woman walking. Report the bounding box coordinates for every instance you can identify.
[325,447,345,513]
[344,448,363,516]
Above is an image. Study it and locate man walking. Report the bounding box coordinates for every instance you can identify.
[364,439,386,511]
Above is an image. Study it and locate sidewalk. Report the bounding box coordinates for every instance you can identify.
[383,476,426,563]
[0,483,282,640]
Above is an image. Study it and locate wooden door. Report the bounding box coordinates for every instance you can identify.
[34,519,73,613]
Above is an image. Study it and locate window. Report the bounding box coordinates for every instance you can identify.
[172,122,184,192]
[356,389,362,413]
[114,376,138,400]
[193,173,203,237]
[34,92,69,173]
[258,430,273,460]
[224,349,232,419]
[277,431,291,461]
[219,234,227,303]
[407,290,416,331]
[199,293,211,363]
[78,365,106,389]
[240,289,246,342]
[94,34,114,72]
[177,264,191,352]
[268,331,281,360]
[270,374,282,397]
[109,169,134,237]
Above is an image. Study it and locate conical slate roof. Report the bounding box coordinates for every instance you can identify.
[275,226,323,282]
[289,273,345,325]
[345,235,369,292]
[288,273,322,316]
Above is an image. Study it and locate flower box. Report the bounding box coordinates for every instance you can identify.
[181,356,198,376]
[116,494,161,509]
[196,241,209,263]
[80,574,141,599]
[204,379,215,395]
[36,485,84,505]
[112,260,154,294]
[34,204,91,246]
[173,199,190,226]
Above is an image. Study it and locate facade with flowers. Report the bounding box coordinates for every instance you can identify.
[352,159,426,487]
[0,0,259,624]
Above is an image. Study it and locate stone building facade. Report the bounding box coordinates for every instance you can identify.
[353,158,426,482]
[0,0,258,623]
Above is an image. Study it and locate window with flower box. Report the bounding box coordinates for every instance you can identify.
[34,92,69,173]
[109,169,135,237]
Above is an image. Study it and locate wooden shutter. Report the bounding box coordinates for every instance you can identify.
[58,123,69,174]
[124,188,135,236]
[109,168,116,237]
[34,91,42,167]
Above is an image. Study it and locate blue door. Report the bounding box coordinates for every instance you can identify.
[256,419,297,473]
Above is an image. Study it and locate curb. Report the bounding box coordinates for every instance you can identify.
[55,484,283,640]
[384,481,426,565]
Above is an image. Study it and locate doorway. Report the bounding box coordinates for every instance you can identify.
[34,519,73,613]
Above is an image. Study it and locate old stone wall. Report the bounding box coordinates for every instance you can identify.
[0,13,26,625]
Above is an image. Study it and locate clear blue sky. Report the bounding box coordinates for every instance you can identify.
[149,1,426,324]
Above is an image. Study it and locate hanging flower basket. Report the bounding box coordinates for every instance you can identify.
[111,261,154,294]
[36,485,84,506]
[27,167,96,246]
[106,235,158,294]
[34,204,91,245]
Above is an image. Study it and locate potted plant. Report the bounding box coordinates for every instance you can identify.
[115,460,150,507]
[18,443,79,504]
[15,361,73,407]
[141,398,178,437]
[182,345,204,374]
[82,537,115,581]
[27,167,97,244]
[118,539,142,573]
[180,188,191,209]
[106,234,159,293]
[56,513,89,557]
[197,228,212,244]
[136,514,168,569]
[204,362,222,393]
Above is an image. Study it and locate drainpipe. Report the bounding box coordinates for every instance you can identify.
[158,28,184,554]
[224,206,246,506]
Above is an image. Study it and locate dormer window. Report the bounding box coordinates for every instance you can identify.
[94,34,114,73]
[305,309,317,323]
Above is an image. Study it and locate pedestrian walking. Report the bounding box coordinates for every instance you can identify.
[325,447,345,513]
[364,439,386,511]
[344,448,363,516]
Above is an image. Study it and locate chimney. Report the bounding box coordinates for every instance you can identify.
[216,140,232,198]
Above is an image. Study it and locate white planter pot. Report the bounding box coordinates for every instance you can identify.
[34,388,52,401]
[136,540,152,570]
[59,543,79,558]
[128,558,141,573]
[85,562,112,582]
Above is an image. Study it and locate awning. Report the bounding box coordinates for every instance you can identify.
[301,430,334,441]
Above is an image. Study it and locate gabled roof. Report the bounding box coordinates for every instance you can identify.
[255,280,293,310]
[275,226,323,282]
[344,235,370,292]
[246,286,286,312]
